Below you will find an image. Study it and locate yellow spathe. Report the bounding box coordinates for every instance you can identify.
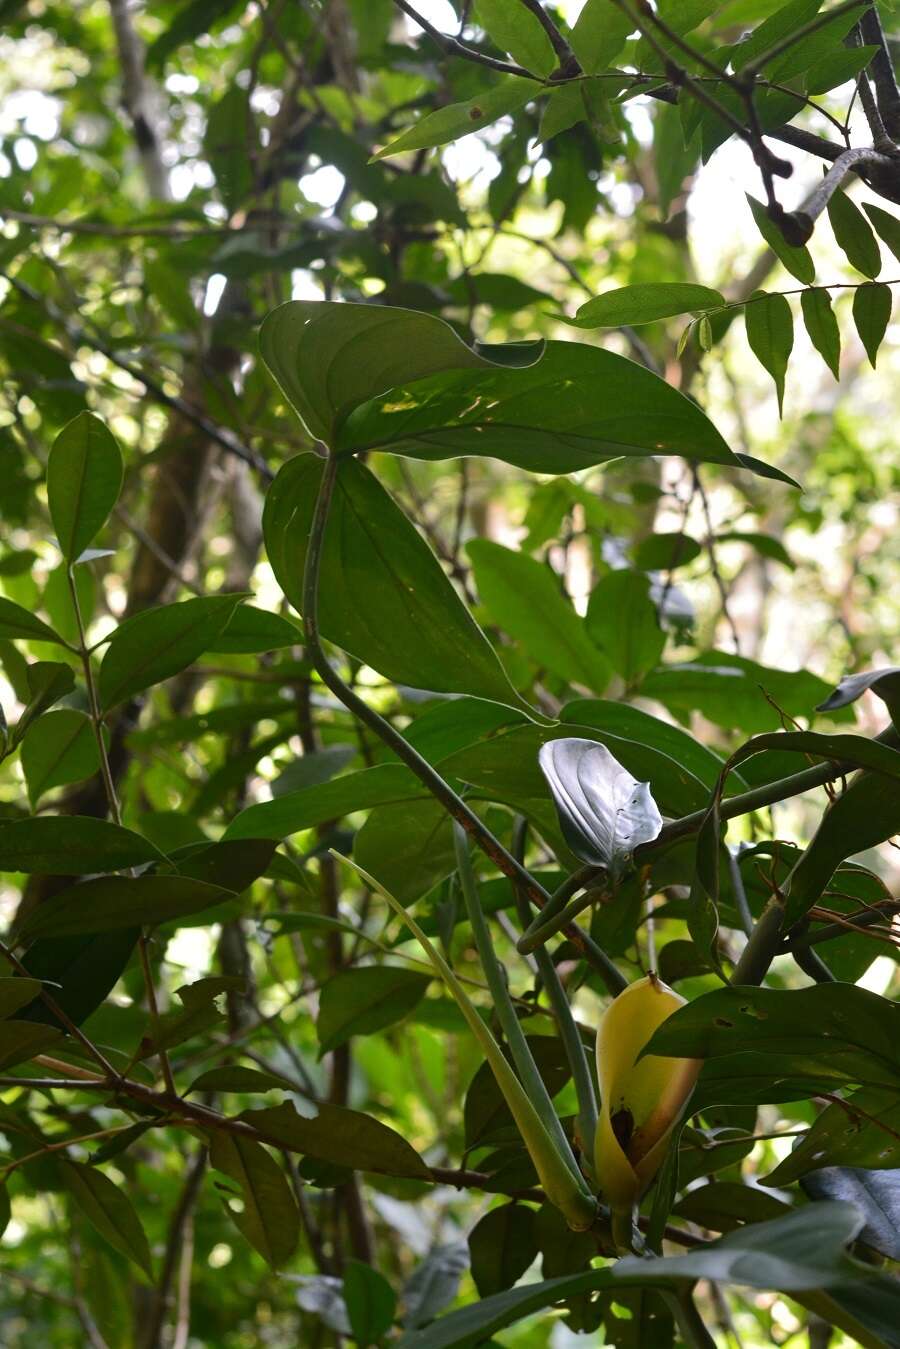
[594,974,700,1213]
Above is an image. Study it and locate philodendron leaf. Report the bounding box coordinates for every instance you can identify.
[47,412,123,562]
[263,453,530,710]
[764,1088,900,1188]
[259,300,540,444]
[538,738,662,874]
[260,301,780,480]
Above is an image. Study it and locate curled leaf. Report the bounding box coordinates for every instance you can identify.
[538,738,662,875]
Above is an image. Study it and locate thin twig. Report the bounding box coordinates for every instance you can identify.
[393,0,537,77]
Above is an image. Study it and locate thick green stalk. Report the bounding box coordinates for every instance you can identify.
[337,853,597,1230]
[453,825,584,1186]
[511,883,598,1164]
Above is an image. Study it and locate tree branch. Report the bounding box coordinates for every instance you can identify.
[393,0,537,77]
[860,5,900,139]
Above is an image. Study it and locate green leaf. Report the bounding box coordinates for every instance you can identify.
[647,983,900,1092]
[47,412,123,562]
[10,660,75,748]
[862,202,900,262]
[716,531,794,568]
[62,1160,152,1277]
[164,838,276,892]
[0,596,67,647]
[344,1260,397,1346]
[316,967,431,1055]
[561,699,731,791]
[98,594,247,709]
[827,191,882,279]
[763,1088,900,1187]
[467,540,610,693]
[238,1100,431,1180]
[354,799,456,904]
[258,301,540,446]
[633,532,702,571]
[615,1202,865,1292]
[224,763,422,841]
[465,1036,571,1149]
[396,1271,606,1349]
[18,875,231,940]
[804,45,879,94]
[0,1021,62,1070]
[187,1066,292,1095]
[476,0,556,74]
[852,282,892,368]
[586,572,665,686]
[0,978,44,1019]
[744,291,793,415]
[18,929,139,1029]
[538,83,587,142]
[204,605,301,654]
[339,338,745,475]
[373,77,536,160]
[570,0,633,71]
[800,287,840,378]
[263,454,527,708]
[209,1131,299,1268]
[640,651,835,735]
[570,283,724,328]
[205,87,254,211]
[0,816,163,875]
[746,194,815,283]
[21,708,102,807]
[468,1203,538,1298]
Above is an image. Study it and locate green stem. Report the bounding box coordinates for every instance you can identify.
[300,450,623,990]
[731,896,786,985]
[664,1285,720,1349]
[65,564,177,1098]
[453,825,584,1186]
[511,883,598,1164]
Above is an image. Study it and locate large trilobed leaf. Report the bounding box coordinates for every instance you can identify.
[262,452,530,708]
[258,300,541,444]
[337,340,753,475]
[538,737,662,874]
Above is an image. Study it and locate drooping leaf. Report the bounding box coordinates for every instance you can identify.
[47,412,123,562]
[0,1020,62,1070]
[817,666,900,722]
[862,202,900,262]
[800,287,840,379]
[852,282,892,367]
[344,1260,397,1346]
[396,1270,606,1349]
[569,283,724,328]
[62,1161,153,1276]
[317,967,431,1055]
[746,195,815,283]
[373,78,536,160]
[0,978,44,1019]
[633,531,702,571]
[828,191,882,279]
[476,0,555,74]
[205,87,254,211]
[0,596,67,647]
[403,1244,471,1332]
[11,661,76,747]
[585,572,665,686]
[263,453,527,708]
[744,290,793,415]
[468,1203,538,1298]
[18,929,139,1028]
[18,875,231,940]
[21,708,102,807]
[538,738,662,874]
[238,1100,431,1180]
[209,1131,299,1268]
[98,594,248,709]
[467,539,610,693]
[0,816,163,875]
